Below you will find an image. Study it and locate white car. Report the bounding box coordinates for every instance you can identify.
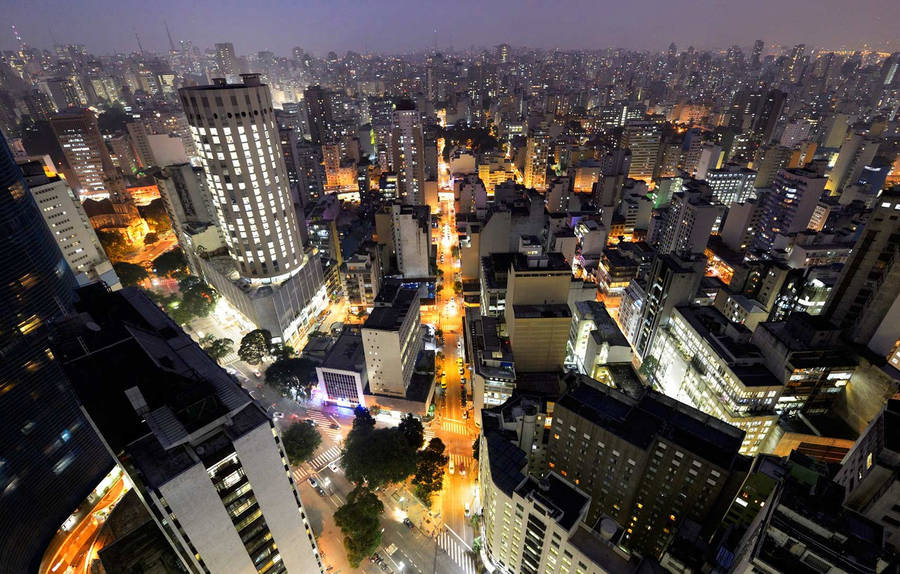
[272,411,284,420]
[329,460,341,473]
[448,458,455,475]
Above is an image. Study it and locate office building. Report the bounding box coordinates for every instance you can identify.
[523,127,550,191]
[720,198,764,253]
[304,85,334,145]
[705,165,757,205]
[18,159,121,288]
[464,308,517,425]
[622,120,662,183]
[655,182,724,257]
[567,300,632,377]
[754,168,826,251]
[833,399,900,552]
[215,42,237,77]
[750,313,856,416]
[180,75,326,346]
[0,132,112,573]
[633,254,705,358]
[362,283,423,397]
[825,133,880,194]
[546,378,750,557]
[390,99,426,206]
[647,306,782,455]
[504,252,573,372]
[824,188,900,357]
[390,203,431,278]
[56,286,324,574]
[50,108,119,199]
[316,326,368,407]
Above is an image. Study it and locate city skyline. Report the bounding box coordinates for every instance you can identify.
[2,0,899,56]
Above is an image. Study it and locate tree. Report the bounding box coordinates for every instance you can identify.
[413,438,449,506]
[334,486,384,567]
[281,421,322,465]
[398,413,424,450]
[97,230,131,261]
[143,232,159,245]
[265,357,318,399]
[238,329,272,365]
[180,278,218,318]
[368,404,382,417]
[351,406,376,433]
[270,343,295,361]
[113,261,148,287]
[153,248,188,277]
[140,198,173,234]
[342,425,417,488]
[202,337,233,362]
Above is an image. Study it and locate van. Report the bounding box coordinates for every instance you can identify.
[448,458,455,475]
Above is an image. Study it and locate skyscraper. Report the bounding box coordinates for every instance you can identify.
[50,107,119,199]
[304,85,334,145]
[824,187,900,357]
[523,127,550,191]
[0,131,112,573]
[390,99,426,206]
[215,42,237,77]
[622,120,662,183]
[180,75,326,346]
[754,168,826,251]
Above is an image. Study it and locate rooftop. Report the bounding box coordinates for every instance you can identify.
[515,472,589,531]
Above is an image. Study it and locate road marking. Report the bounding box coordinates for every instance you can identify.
[437,526,476,574]
[441,421,468,435]
[310,445,342,470]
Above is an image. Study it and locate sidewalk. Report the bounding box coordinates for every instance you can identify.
[384,484,442,538]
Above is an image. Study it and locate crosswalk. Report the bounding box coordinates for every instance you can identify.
[448,454,473,476]
[302,411,343,441]
[438,527,477,574]
[291,445,342,484]
[442,420,468,435]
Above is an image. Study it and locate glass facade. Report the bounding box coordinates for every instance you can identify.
[0,131,112,571]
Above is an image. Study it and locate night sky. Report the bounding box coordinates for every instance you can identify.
[2,0,898,55]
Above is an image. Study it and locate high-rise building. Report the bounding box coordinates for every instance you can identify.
[622,120,662,183]
[55,285,325,574]
[825,132,880,195]
[750,40,764,69]
[50,107,118,199]
[504,252,573,372]
[304,85,334,145]
[523,127,550,191]
[390,99,426,206]
[389,203,431,278]
[0,131,112,573]
[362,282,423,397]
[655,181,724,257]
[546,377,749,557]
[215,42,237,77]
[18,159,121,289]
[754,168,826,251]
[180,75,326,346]
[705,165,757,205]
[824,187,900,357]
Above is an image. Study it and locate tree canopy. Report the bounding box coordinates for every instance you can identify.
[342,408,417,489]
[238,329,272,365]
[201,336,233,362]
[97,230,131,262]
[265,357,318,399]
[413,438,449,506]
[179,276,218,319]
[333,486,384,567]
[153,248,188,277]
[398,413,425,450]
[113,261,148,287]
[281,421,322,465]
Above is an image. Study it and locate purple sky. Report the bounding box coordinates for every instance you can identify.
[3,0,898,56]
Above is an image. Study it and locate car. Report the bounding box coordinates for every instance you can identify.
[459,463,466,476]
[448,458,455,475]
[272,411,284,420]
[305,418,316,426]
[403,517,414,528]
[440,381,447,389]
[458,367,464,375]
[462,410,468,420]
[316,486,326,496]
[380,563,390,572]
[329,460,341,472]
[457,340,462,348]
[328,422,340,430]
[308,476,318,488]
[460,377,466,385]
[253,370,262,378]
[465,502,471,516]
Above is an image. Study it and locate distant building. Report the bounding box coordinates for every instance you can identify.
[390,99,426,206]
[390,203,431,278]
[523,127,550,191]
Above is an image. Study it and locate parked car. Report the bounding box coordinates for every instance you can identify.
[272,411,284,420]
[308,476,318,488]
[328,422,340,430]
[448,458,455,475]
[403,517,414,528]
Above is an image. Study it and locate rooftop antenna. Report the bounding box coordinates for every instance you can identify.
[164,20,176,53]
